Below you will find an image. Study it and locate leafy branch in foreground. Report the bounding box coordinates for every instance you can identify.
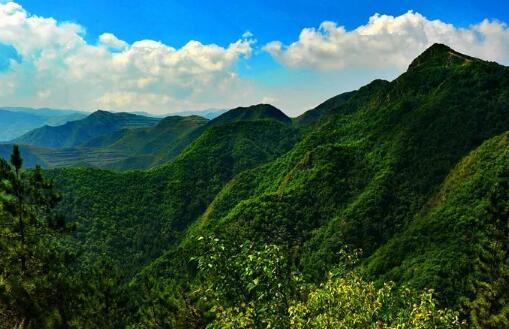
[290,271,464,329]
[194,236,298,328]
[195,236,465,329]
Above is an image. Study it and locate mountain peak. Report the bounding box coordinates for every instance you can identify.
[89,109,113,118]
[408,43,475,71]
[212,104,292,125]
[422,43,453,54]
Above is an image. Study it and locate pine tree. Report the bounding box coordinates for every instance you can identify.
[0,145,71,329]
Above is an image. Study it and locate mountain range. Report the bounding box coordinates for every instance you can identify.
[0,108,233,169]
[0,107,87,141]
[3,44,509,327]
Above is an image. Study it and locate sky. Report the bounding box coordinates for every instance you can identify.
[0,1,509,116]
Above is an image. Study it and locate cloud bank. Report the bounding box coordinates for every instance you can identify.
[0,2,253,113]
[264,11,509,70]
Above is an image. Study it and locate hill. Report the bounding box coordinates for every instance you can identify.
[364,131,509,312]
[5,106,291,170]
[210,104,292,125]
[108,104,293,170]
[96,115,209,170]
[49,107,299,270]
[12,110,160,148]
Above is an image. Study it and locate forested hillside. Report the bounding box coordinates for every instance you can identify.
[3,106,292,170]
[1,44,509,328]
[50,106,298,271]
[12,110,160,148]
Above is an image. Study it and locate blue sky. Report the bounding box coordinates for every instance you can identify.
[1,1,509,115]
[15,0,509,47]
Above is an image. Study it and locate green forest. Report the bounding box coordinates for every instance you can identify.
[2,44,509,328]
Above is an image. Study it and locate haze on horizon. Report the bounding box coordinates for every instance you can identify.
[1,0,509,116]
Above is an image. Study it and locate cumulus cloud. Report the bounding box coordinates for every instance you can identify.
[0,1,253,113]
[264,11,509,70]
[99,33,128,50]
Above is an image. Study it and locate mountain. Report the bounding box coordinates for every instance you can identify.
[210,104,291,125]
[131,109,227,119]
[85,115,208,151]
[49,108,298,270]
[87,115,209,170]
[2,106,291,170]
[12,110,160,148]
[1,113,207,169]
[364,130,509,307]
[109,104,293,170]
[0,107,86,141]
[1,107,85,117]
[169,109,227,119]
[185,43,509,305]
[19,44,509,326]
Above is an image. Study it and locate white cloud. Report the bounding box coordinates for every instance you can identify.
[99,33,128,50]
[0,1,253,113]
[3,2,509,116]
[264,11,509,70]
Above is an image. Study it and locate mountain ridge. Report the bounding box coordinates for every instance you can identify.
[12,110,161,148]
[4,43,509,326]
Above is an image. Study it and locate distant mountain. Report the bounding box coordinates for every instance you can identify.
[12,110,160,148]
[89,115,209,169]
[0,107,86,141]
[210,104,291,125]
[2,107,85,117]
[130,104,292,169]
[130,109,227,120]
[86,115,208,151]
[2,106,290,170]
[170,109,227,119]
[37,105,287,171]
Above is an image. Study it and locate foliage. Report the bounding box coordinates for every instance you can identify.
[468,170,509,328]
[0,145,71,328]
[195,236,298,329]
[290,272,464,329]
[195,237,463,329]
